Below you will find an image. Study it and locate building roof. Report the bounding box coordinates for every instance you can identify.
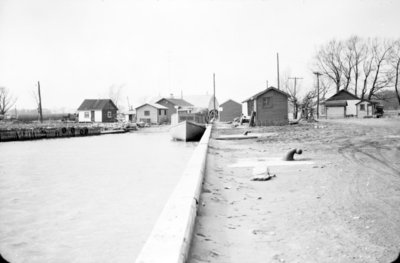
[220,99,241,107]
[157,98,193,107]
[326,89,360,101]
[77,99,118,111]
[184,95,219,110]
[242,87,289,103]
[135,103,168,110]
[355,99,379,105]
[325,100,348,107]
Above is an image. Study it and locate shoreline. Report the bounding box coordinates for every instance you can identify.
[188,119,400,263]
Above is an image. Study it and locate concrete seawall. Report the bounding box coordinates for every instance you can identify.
[135,125,212,263]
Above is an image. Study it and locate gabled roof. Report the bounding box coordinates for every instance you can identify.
[326,89,360,101]
[156,98,193,107]
[242,87,289,103]
[77,99,118,111]
[135,103,168,110]
[184,95,219,110]
[220,99,241,107]
[355,99,380,105]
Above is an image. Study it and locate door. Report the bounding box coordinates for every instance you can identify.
[327,107,345,118]
[91,111,95,122]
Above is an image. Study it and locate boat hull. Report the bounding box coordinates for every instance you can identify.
[170,121,206,141]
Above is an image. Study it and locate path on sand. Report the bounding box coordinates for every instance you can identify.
[188,119,400,263]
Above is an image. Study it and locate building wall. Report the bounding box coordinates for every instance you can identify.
[101,109,117,122]
[78,111,91,122]
[255,90,288,126]
[346,100,359,116]
[95,110,102,122]
[357,102,373,118]
[247,100,255,115]
[136,105,158,124]
[157,99,175,123]
[157,108,168,124]
[326,107,345,118]
[220,100,242,122]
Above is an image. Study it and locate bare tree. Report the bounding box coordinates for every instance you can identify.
[282,71,302,120]
[390,39,400,105]
[341,39,354,91]
[301,89,317,120]
[108,84,124,107]
[0,87,17,115]
[349,36,367,97]
[367,38,393,100]
[314,39,344,93]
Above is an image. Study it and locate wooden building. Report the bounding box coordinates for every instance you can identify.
[77,99,118,123]
[242,87,289,126]
[219,99,242,122]
[135,103,168,124]
[156,97,193,124]
[356,100,378,118]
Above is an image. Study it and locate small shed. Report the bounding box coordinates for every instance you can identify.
[242,87,289,126]
[356,100,378,118]
[77,99,118,123]
[135,103,168,124]
[124,110,136,122]
[219,99,242,122]
[156,97,193,124]
[325,90,360,118]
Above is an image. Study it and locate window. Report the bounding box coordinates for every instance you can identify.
[158,109,161,115]
[262,97,273,108]
[84,112,89,118]
[360,104,365,111]
[144,110,150,116]
[164,110,167,115]
[107,111,112,118]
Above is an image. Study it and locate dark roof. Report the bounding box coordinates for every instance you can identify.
[157,98,193,107]
[220,99,241,107]
[325,100,348,107]
[326,89,360,101]
[77,99,118,111]
[242,87,289,103]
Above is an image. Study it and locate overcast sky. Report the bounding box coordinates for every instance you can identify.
[0,0,399,111]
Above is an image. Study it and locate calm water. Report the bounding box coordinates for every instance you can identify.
[0,131,196,263]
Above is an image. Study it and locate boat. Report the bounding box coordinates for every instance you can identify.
[170,120,206,141]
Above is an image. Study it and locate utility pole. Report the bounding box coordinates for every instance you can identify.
[213,73,216,117]
[313,72,322,119]
[288,77,303,119]
[288,77,303,96]
[277,53,280,90]
[37,81,43,123]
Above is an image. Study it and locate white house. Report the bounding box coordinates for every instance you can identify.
[356,100,378,118]
[77,99,118,123]
[324,90,360,118]
[135,103,168,124]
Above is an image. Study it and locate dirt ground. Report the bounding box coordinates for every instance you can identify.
[188,118,400,263]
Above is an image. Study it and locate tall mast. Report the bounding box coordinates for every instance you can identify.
[38,81,43,123]
[277,53,280,90]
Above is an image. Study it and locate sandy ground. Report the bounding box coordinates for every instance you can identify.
[188,118,400,263]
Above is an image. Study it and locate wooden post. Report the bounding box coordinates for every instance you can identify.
[38,81,43,123]
[277,53,280,90]
[213,73,216,119]
[313,72,322,119]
